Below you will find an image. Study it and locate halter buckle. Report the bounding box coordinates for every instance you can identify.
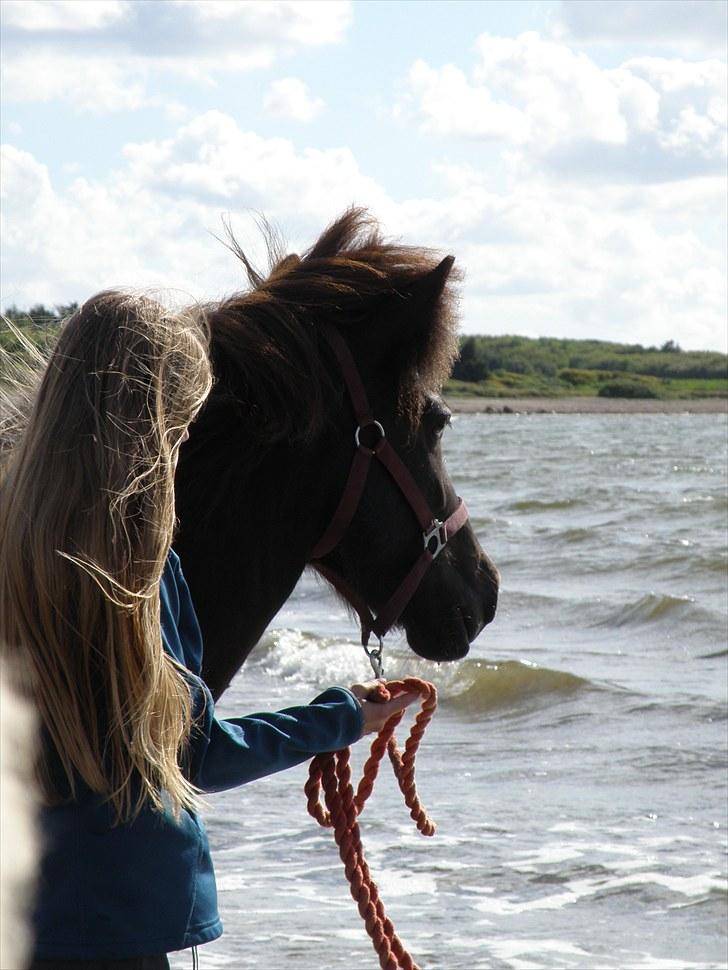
[423,519,447,559]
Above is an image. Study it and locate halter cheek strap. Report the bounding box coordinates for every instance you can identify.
[309,324,469,659]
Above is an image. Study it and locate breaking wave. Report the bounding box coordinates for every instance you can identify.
[249,630,591,714]
[602,593,708,628]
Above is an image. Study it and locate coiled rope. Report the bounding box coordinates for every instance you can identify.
[305,677,437,970]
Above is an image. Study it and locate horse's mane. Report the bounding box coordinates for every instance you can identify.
[196,208,460,444]
[2,210,459,474]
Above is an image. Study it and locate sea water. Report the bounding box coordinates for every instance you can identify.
[170,412,728,970]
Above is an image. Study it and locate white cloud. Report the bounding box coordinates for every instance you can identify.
[558,0,727,54]
[624,57,727,159]
[2,110,725,350]
[263,78,324,123]
[120,111,390,218]
[0,146,55,251]
[399,32,727,182]
[402,60,530,142]
[0,0,352,112]
[0,0,351,51]
[0,0,128,31]
[0,113,390,307]
[401,34,634,148]
[175,0,351,47]
[473,33,631,145]
[420,170,727,351]
[2,53,147,113]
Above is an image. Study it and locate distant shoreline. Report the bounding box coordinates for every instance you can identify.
[446,396,728,415]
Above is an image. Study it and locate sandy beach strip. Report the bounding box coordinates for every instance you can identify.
[446,396,728,415]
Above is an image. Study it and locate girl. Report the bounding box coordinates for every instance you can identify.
[0,291,414,969]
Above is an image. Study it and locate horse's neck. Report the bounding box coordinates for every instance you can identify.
[201,543,307,699]
[174,432,330,699]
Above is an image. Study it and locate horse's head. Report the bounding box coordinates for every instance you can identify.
[178,209,498,694]
[299,220,499,661]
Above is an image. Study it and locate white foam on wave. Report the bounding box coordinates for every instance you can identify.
[624,957,727,970]
[248,628,369,690]
[249,627,593,718]
[475,826,725,923]
[506,838,651,874]
[370,868,438,898]
[506,845,584,868]
[475,890,578,915]
[474,869,725,917]
[489,938,591,970]
[601,870,726,897]
[487,938,721,970]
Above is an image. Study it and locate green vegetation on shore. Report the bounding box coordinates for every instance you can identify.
[3,306,727,400]
[447,335,728,400]
[1,303,77,359]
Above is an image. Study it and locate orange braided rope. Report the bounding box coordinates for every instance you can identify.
[305,677,437,970]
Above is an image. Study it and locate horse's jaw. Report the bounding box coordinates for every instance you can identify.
[403,614,473,662]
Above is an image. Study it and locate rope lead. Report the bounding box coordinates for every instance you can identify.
[305,677,437,970]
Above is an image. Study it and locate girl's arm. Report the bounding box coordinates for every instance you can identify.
[188,683,363,793]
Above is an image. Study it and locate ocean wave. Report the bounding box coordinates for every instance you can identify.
[474,870,726,916]
[247,629,367,686]
[507,498,585,513]
[622,548,728,577]
[427,658,590,714]
[602,592,700,628]
[556,527,597,544]
[679,493,727,508]
[250,631,591,714]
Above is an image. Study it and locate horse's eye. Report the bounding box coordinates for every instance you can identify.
[425,404,451,439]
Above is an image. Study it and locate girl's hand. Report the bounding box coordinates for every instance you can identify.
[349,680,418,736]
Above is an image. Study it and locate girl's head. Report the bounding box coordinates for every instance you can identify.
[0,291,213,821]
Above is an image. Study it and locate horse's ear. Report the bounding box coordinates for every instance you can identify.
[414,255,455,306]
[382,255,455,355]
[398,255,454,321]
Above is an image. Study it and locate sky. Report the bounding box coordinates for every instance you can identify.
[1,0,726,351]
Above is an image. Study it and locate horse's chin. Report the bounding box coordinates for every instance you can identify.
[405,620,471,662]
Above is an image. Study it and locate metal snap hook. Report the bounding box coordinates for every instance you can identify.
[363,636,385,678]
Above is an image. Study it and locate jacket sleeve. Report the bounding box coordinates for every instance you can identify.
[163,550,363,793]
[188,682,364,794]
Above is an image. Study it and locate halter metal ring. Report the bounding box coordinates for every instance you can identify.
[355,420,386,450]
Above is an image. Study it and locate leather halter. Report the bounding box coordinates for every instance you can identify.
[309,324,469,659]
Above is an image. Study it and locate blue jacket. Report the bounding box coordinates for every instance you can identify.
[32,549,363,959]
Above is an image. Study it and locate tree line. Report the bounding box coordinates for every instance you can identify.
[3,303,79,328]
[3,305,726,388]
[452,334,727,382]
[1,303,78,351]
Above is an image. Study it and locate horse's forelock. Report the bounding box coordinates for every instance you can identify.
[203,209,459,437]
[307,208,383,259]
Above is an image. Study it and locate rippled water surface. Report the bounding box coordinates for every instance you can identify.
[171,413,727,970]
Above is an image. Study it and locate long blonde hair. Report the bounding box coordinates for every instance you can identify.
[0,291,213,822]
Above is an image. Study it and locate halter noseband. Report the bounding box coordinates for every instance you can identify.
[309,324,469,672]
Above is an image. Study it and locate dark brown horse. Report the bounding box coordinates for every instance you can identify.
[174,210,499,699]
